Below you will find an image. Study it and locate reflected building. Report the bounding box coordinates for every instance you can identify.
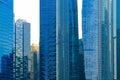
[56,0,80,80]
[14,19,30,80]
[30,44,39,80]
[82,0,115,80]
[0,0,14,79]
[40,0,56,80]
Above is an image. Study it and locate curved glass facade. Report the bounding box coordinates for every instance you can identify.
[0,0,13,79]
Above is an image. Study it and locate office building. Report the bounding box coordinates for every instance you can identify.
[40,0,56,80]
[82,0,115,80]
[56,0,80,80]
[30,44,39,80]
[0,0,14,79]
[14,19,30,80]
[1,53,13,80]
[116,0,120,79]
[79,39,85,80]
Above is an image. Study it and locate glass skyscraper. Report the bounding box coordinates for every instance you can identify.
[116,0,120,79]
[79,39,85,80]
[0,0,14,79]
[15,19,30,80]
[57,0,80,80]
[82,0,115,80]
[40,0,56,80]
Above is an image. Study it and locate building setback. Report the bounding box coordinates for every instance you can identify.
[14,19,30,80]
[0,0,14,79]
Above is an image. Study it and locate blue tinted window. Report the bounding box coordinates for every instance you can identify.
[0,0,13,79]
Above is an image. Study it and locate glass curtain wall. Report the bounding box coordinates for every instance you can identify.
[40,0,56,80]
[82,0,114,80]
[57,0,79,80]
[0,0,14,80]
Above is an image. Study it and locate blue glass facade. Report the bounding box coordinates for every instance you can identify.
[79,39,85,80]
[111,0,117,79]
[69,0,80,80]
[82,0,114,80]
[56,0,69,79]
[0,0,13,79]
[57,0,80,80]
[117,29,120,80]
[117,0,120,79]
[82,0,99,79]
[100,0,114,80]
[40,0,56,80]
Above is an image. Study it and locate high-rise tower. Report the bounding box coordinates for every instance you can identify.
[57,0,80,80]
[0,0,14,79]
[40,0,56,79]
[82,0,115,80]
[30,44,39,80]
[15,19,30,80]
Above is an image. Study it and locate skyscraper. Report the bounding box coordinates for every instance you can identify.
[116,0,120,79]
[79,39,85,80]
[56,0,80,80]
[82,0,115,80]
[40,0,56,79]
[15,19,30,80]
[0,0,14,79]
[1,53,13,80]
[30,44,39,80]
